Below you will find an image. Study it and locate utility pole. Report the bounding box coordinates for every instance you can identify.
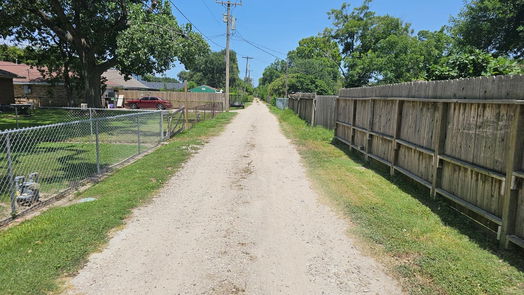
[217,1,242,111]
[285,60,289,98]
[242,56,254,81]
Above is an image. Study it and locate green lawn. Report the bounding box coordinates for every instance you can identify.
[0,142,137,208]
[0,109,71,130]
[270,106,524,295]
[0,112,236,295]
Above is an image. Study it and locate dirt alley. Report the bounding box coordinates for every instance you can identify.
[66,102,402,294]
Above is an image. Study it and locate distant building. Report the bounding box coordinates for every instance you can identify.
[189,85,219,93]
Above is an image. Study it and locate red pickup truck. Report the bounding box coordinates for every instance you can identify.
[125,96,173,110]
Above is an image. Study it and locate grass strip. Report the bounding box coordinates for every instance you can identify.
[0,109,71,130]
[270,107,524,295]
[0,112,236,295]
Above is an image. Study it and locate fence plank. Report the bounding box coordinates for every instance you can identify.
[431,102,449,198]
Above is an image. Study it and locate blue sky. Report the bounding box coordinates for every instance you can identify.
[167,0,465,85]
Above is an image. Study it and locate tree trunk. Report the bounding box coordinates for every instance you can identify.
[84,71,102,108]
[79,52,103,108]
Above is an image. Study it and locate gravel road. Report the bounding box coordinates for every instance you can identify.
[66,102,402,295]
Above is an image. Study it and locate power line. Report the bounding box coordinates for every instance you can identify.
[199,0,222,24]
[235,34,284,60]
[235,31,287,56]
[167,0,225,49]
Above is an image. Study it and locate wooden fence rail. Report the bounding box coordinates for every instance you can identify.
[335,75,524,249]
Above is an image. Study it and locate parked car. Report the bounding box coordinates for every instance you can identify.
[125,97,172,110]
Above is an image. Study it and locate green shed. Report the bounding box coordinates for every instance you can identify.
[189,85,218,93]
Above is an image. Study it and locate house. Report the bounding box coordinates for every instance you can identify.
[102,69,154,101]
[0,69,19,105]
[189,85,219,93]
[0,61,76,106]
[0,61,185,107]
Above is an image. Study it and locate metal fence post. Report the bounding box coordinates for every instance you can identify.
[89,108,93,136]
[95,119,100,174]
[136,116,141,154]
[14,107,19,129]
[6,133,16,217]
[159,111,164,141]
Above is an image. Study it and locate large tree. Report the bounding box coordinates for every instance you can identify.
[178,49,240,89]
[259,59,287,87]
[287,36,342,93]
[451,0,524,58]
[326,1,418,86]
[267,73,331,97]
[0,0,200,107]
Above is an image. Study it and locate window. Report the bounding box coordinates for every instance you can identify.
[23,85,32,95]
[150,97,159,101]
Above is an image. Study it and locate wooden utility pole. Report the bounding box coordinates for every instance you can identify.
[217,1,242,111]
[242,56,254,81]
[285,61,289,98]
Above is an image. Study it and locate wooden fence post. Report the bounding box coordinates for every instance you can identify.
[311,95,317,126]
[350,99,357,151]
[334,97,339,136]
[500,104,524,248]
[431,102,449,199]
[365,99,375,162]
[389,100,404,176]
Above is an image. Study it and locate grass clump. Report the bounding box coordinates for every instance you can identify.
[0,112,236,295]
[271,107,524,295]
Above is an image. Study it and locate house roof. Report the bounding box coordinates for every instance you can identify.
[0,61,47,82]
[102,69,151,90]
[0,69,21,79]
[190,85,218,93]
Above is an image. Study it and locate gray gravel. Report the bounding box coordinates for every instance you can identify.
[65,102,402,294]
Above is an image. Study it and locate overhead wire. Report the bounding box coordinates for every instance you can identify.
[167,0,225,49]
[199,0,223,24]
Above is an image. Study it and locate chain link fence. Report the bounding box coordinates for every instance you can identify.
[0,107,186,222]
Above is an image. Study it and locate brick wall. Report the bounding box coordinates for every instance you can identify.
[13,84,78,106]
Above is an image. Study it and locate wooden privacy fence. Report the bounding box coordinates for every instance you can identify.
[118,90,226,110]
[289,93,315,124]
[288,93,337,130]
[315,95,337,130]
[335,75,524,249]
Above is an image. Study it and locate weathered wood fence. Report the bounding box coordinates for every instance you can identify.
[118,90,226,110]
[315,95,337,130]
[288,93,337,130]
[335,75,524,249]
[289,93,315,124]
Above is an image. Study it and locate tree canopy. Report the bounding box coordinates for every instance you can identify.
[0,0,207,107]
[451,0,524,58]
[178,49,240,89]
